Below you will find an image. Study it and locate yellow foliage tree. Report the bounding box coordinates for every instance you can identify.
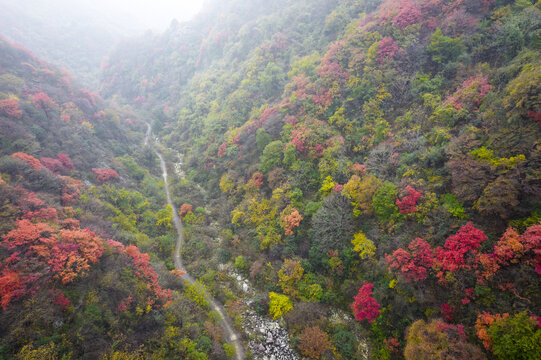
[351,230,376,259]
[278,259,304,297]
[342,174,382,216]
[269,292,293,319]
[319,176,337,196]
[16,342,58,360]
[219,173,235,194]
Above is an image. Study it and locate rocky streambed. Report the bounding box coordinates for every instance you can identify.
[225,270,299,359]
[243,309,299,360]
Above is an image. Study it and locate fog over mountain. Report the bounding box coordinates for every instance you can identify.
[0,0,203,88]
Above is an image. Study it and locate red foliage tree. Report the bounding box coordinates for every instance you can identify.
[125,245,171,307]
[312,88,333,107]
[290,76,310,101]
[395,185,423,214]
[261,33,288,57]
[518,223,541,274]
[391,0,423,29]
[106,239,125,252]
[2,219,57,251]
[441,302,455,322]
[351,282,380,322]
[386,237,434,282]
[92,168,119,183]
[1,219,106,307]
[218,142,227,157]
[493,228,524,265]
[0,99,22,119]
[285,115,299,126]
[40,157,64,173]
[318,61,349,84]
[319,41,349,85]
[61,218,80,230]
[446,74,491,111]
[434,222,487,281]
[60,176,83,205]
[78,89,97,107]
[57,153,75,170]
[478,223,541,280]
[41,153,75,173]
[349,163,367,175]
[377,37,399,64]
[24,206,58,222]
[11,152,43,170]
[117,296,133,312]
[384,338,399,354]
[280,207,303,236]
[31,91,57,111]
[0,269,23,310]
[291,125,310,153]
[14,186,45,211]
[475,312,509,350]
[258,107,278,127]
[179,203,193,218]
[52,290,70,311]
[441,8,478,36]
[250,171,264,189]
[0,221,55,309]
[66,229,104,265]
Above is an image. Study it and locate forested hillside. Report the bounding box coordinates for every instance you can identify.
[0,36,240,359]
[1,0,541,359]
[101,0,541,359]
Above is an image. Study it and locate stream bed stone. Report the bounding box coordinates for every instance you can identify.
[243,309,299,360]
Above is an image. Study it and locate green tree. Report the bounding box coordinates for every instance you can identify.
[260,140,284,173]
[333,327,356,359]
[488,312,541,360]
[372,182,401,223]
[258,62,286,98]
[503,61,540,117]
[256,128,272,152]
[426,28,465,64]
[234,255,247,271]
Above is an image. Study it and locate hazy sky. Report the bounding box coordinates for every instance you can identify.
[81,0,205,30]
[1,0,205,32]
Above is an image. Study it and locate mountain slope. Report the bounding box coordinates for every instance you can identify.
[0,37,235,360]
[101,0,541,359]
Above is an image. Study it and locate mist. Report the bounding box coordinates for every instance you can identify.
[0,0,204,88]
[0,0,204,31]
[79,0,205,31]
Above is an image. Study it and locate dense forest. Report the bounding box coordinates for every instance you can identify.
[1,0,541,359]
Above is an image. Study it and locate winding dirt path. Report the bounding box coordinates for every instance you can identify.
[144,122,245,360]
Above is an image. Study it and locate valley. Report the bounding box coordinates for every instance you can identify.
[0,1,540,359]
